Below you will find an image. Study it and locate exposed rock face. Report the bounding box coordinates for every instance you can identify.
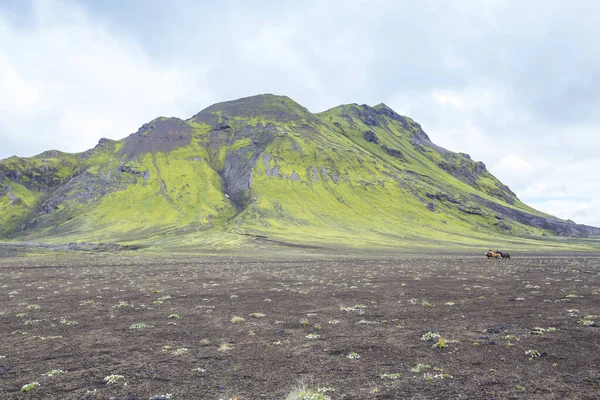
[120,118,193,158]
[221,146,262,209]
[458,202,487,217]
[473,195,600,237]
[382,145,406,160]
[364,130,379,144]
[263,154,280,177]
[426,192,461,204]
[219,124,279,209]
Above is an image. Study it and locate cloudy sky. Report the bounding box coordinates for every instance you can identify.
[1,0,598,226]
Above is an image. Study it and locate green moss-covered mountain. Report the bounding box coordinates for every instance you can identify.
[1,94,598,250]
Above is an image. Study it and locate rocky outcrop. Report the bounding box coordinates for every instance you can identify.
[458,202,487,217]
[426,192,461,204]
[473,195,600,237]
[120,117,193,158]
[364,130,379,144]
[382,145,406,161]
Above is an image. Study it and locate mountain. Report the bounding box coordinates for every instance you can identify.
[1,94,598,250]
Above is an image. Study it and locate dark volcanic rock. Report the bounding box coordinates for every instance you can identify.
[382,145,406,160]
[473,194,600,237]
[360,105,380,126]
[120,117,193,158]
[426,192,460,204]
[458,202,486,217]
[495,221,512,231]
[364,130,379,144]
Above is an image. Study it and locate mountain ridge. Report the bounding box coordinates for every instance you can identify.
[1,94,598,250]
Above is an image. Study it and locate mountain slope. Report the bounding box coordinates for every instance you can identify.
[1,94,598,250]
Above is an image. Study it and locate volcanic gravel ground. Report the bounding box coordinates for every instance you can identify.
[0,253,599,399]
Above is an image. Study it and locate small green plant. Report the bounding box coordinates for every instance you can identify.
[218,342,233,352]
[421,331,440,342]
[249,312,266,318]
[422,301,433,307]
[168,313,180,319]
[113,301,133,308]
[230,316,246,324]
[578,315,597,326]
[346,352,360,359]
[525,349,541,358]
[45,369,66,376]
[27,304,41,310]
[299,318,310,326]
[104,374,125,384]
[21,382,40,392]
[284,381,334,400]
[411,363,431,373]
[171,348,188,356]
[432,338,447,348]
[380,372,402,379]
[129,323,153,329]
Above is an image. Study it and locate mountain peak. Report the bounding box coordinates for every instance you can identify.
[191,93,313,124]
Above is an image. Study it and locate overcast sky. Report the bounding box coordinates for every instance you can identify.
[1,0,598,226]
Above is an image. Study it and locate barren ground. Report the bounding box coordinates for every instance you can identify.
[0,252,599,399]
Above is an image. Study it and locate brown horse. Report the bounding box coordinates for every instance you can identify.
[496,250,511,259]
[485,250,502,259]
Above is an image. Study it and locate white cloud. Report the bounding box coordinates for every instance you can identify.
[0,0,213,158]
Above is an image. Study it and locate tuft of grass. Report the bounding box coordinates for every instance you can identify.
[217,342,233,352]
[45,369,66,376]
[21,382,40,392]
[411,363,431,373]
[103,374,125,384]
[525,349,541,358]
[230,316,246,324]
[380,372,402,379]
[130,323,153,329]
[285,381,334,400]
